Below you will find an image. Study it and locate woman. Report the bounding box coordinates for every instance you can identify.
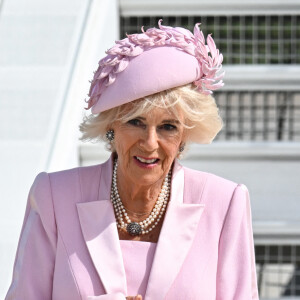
[6,21,259,299]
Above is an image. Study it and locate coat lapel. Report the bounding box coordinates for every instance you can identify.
[76,157,127,296]
[145,161,205,300]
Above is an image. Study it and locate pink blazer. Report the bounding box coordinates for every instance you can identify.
[6,156,259,300]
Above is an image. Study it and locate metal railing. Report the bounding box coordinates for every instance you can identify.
[256,245,300,298]
[214,90,300,141]
[120,15,300,65]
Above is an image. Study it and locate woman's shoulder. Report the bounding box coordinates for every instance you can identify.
[48,163,103,181]
[181,166,251,233]
[182,165,239,191]
[181,165,249,208]
[36,160,110,187]
[29,162,106,210]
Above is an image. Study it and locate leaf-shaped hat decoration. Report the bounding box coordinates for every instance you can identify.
[86,20,224,111]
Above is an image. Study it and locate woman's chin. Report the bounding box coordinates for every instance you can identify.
[129,171,165,188]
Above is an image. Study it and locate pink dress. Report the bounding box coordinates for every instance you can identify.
[120,240,157,298]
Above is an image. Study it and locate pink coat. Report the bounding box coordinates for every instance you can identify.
[6,156,259,300]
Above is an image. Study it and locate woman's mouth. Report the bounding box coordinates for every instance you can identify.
[134,156,160,168]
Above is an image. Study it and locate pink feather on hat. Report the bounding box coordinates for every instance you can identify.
[86,20,224,114]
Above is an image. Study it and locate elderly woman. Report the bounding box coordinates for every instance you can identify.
[6,21,259,300]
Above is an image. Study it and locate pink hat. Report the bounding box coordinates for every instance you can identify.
[86,20,224,114]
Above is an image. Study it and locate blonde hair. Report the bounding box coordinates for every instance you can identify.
[80,84,223,147]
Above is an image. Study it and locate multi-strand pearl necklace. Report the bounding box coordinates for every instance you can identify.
[111,159,171,236]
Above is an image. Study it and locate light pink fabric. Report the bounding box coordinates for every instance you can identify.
[120,240,157,298]
[6,155,259,300]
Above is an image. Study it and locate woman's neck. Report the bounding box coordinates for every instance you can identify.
[117,174,164,220]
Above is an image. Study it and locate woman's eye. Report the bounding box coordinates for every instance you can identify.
[160,124,177,131]
[127,119,143,127]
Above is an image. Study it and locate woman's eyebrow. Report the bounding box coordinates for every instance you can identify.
[136,117,180,124]
[162,119,180,124]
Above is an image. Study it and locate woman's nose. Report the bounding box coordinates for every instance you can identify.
[139,127,159,151]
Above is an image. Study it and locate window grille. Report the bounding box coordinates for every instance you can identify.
[255,245,300,298]
[120,15,300,64]
[214,91,300,141]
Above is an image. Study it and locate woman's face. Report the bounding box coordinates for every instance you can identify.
[112,105,185,187]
